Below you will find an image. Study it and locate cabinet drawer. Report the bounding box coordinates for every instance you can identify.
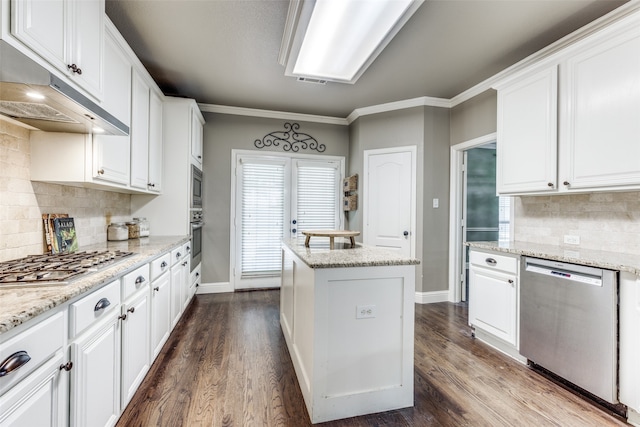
[150,253,171,281]
[69,279,120,339]
[469,250,518,274]
[122,264,150,301]
[171,245,185,265]
[0,311,65,395]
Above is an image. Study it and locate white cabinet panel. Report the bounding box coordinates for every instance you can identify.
[620,272,640,413]
[0,352,67,427]
[70,314,120,427]
[130,70,150,190]
[190,108,203,167]
[148,91,163,192]
[70,0,104,97]
[120,289,150,408]
[496,65,558,194]
[561,25,640,190]
[151,271,171,359]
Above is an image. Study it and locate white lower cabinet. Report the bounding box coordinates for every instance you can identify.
[170,244,190,327]
[70,312,121,427]
[151,271,172,359]
[468,249,520,358]
[620,272,640,424]
[120,265,151,409]
[0,351,68,427]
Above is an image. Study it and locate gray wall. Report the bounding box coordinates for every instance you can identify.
[346,106,450,293]
[201,113,349,284]
[450,89,497,145]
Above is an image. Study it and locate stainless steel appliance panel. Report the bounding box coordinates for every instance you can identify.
[190,210,203,272]
[520,257,618,403]
[191,165,202,209]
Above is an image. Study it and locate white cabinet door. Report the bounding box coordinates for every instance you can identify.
[496,65,558,194]
[151,271,171,359]
[12,0,104,99]
[130,70,150,190]
[70,314,120,427]
[0,352,68,427]
[11,0,68,76]
[170,262,184,328]
[190,108,203,167]
[620,272,640,413]
[181,258,190,310]
[468,266,517,346]
[120,289,150,408]
[560,24,640,190]
[148,91,163,193]
[69,0,104,97]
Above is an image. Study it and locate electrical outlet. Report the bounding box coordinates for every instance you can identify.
[356,305,376,319]
[564,235,580,245]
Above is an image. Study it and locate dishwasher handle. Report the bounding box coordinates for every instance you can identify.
[525,263,603,286]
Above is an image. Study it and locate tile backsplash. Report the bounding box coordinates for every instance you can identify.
[515,191,640,255]
[0,120,130,262]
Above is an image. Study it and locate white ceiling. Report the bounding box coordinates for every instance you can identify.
[105,0,628,118]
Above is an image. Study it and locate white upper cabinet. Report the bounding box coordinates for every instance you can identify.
[559,21,640,191]
[190,107,204,168]
[148,90,163,193]
[495,10,640,195]
[496,65,558,194]
[92,24,131,186]
[12,0,105,99]
[130,70,150,190]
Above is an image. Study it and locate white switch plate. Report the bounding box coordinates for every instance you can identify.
[432,198,439,208]
[564,235,580,245]
[356,305,376,319]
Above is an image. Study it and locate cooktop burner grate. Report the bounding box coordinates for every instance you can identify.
[0,250,134,286]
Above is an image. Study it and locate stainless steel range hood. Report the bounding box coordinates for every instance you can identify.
[0,40,128,135]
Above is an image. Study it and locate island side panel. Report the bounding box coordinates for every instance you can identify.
[312,265,415,423]
[280,248,294,344]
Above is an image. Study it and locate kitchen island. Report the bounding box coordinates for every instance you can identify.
[280,239,419,424]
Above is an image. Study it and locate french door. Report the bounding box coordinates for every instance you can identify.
[232,151,344,289]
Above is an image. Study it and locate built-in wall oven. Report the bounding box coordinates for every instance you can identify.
[190,210,203,272]
[191,164,203,209]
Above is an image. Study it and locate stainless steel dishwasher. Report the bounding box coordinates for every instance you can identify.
[520,257,618,404]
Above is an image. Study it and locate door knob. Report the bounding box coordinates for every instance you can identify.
[292,220,297,224]
[403,231,409,237]
[292,229,297,233]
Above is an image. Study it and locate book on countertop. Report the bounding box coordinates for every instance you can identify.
[53,217,78,253]
[42,213,69,254]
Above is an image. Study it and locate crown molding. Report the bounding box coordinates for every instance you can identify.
[197,103,348,126]
[346,96,450,124]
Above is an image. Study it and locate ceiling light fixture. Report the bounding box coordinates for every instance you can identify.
[279,0,424,84]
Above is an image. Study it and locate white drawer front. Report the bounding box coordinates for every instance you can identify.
[171,245,184,265]
[150,253,171,281]
[469,250,518,274]
[0,311,65,395]
[122,264,150,301]
[69,279,120,339]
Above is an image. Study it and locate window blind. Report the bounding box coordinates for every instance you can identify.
[295,162,339,245]
[241,161,285,277]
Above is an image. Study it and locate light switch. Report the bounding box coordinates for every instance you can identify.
[432,198,439,208]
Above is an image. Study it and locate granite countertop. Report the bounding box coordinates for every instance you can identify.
[283,238,420,269]
[466,241,640,276]
[0,235,189,334]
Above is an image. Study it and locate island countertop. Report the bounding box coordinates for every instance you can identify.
[283,238,420,269]
[0,236,189,334]
[466,240,640,276]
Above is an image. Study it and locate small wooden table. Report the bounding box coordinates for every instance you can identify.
[301,230,360,249]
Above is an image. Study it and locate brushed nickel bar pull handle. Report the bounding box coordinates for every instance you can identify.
[94,298,111,312]
[0,351,31,377]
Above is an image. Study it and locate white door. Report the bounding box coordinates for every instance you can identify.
[363,147,416,257]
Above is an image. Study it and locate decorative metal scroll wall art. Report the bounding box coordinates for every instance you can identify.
[254,122,326,153]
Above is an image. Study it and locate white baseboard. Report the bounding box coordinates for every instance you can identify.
[415,290,449,304]
[628,407,640,427]
[197,281,233,294]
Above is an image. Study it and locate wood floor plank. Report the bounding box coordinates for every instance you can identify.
[117,291,627,427]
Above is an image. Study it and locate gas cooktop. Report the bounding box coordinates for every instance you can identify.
[0,250,134,287]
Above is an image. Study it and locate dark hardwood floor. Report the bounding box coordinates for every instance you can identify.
[117,291,627,426]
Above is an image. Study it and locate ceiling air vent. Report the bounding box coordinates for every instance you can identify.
[296,77,327,85]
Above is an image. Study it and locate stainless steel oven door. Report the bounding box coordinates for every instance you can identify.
[191,164,203,209]
[190,222,202,271]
